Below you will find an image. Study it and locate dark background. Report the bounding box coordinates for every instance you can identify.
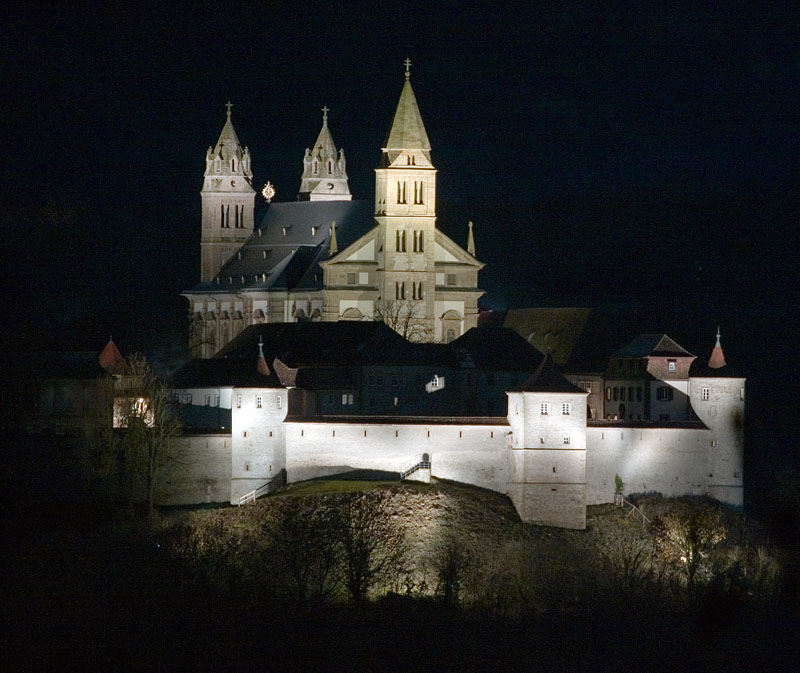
[2,2,798,515]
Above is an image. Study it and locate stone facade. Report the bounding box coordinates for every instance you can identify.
[183,65,483,353]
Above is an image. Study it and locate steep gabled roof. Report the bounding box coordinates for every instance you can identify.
[612,334,694,359]
[511,354,586,394]
[213,322,416,367]
[448,326,544,372]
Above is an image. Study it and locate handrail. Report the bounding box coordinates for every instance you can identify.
[237,472,285,506]
[400,460,431,480]
[614,494,651,527]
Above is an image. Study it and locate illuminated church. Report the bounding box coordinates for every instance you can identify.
[163,63,745,529]
[183,62,483,357]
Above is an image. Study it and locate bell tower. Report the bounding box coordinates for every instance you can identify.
[200,102,255,282]
[374,59,438,336]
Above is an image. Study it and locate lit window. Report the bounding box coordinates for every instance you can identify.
[540,403,549,415]
[256,395,263,408]
[701,387,709,401]
[341,393,354,405]
[668,361,676,372]
[606,387,611,401]
[562,403,571,415]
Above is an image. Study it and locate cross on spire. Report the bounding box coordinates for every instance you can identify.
[404,57,412,78]
[225,101,233,117]
[322,104,329,122]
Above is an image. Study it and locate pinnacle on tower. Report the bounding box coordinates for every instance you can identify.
[708,327,727,369]
[329,221,338,255]
[467,221,476,256]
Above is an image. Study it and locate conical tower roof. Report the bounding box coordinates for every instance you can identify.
[99,337,125,373]
[708,327,727,369]
[383,63,431,157]
[213,101,244,161]
[311,106,337,157]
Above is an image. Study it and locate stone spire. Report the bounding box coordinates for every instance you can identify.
[256,336,270,376]
[299,106,352,201]
[382,59,432,165]
[708,327,727,369]
[467,221,476,256]
[328,221,338,255]
[205,101,253,180]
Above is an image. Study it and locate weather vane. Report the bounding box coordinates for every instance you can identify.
[261,181,276,203]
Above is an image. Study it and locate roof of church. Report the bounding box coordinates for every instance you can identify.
[612,334,695,359]
[383,75,431,153]
[185,200,374,295]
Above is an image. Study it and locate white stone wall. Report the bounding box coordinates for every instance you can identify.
[585,426,710,505]
[506,390,588,528]
[284,421,509,493]
[230,388,288,503]
[690,377,745,506]
[156,434,232,505]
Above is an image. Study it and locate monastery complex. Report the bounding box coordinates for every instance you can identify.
[20,64,745,529]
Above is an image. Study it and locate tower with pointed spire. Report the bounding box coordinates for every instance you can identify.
[298,107,352,201]
[200,102,256,282]
[322,60,484,341]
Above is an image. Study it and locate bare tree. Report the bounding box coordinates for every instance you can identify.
[432,534,470,605]
[652,503,727,588]
[332,491,407,602]
[373,299,432,342]
[118,354,182,513]
[270,499,342,602]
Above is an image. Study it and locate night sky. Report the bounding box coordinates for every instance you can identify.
[3,3,798,456]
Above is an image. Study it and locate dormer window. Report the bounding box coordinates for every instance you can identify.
[668,360,676,372]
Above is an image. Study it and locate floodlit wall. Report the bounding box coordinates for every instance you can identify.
[284,421,509,493]
[690,377,745,506]
[506,390,588,529]
[231,388,288,503]
[156,434,232,505]
[585,426,709,505]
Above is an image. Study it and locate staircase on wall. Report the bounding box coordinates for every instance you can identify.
[237,470,287,506]
[400,459,431,480]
